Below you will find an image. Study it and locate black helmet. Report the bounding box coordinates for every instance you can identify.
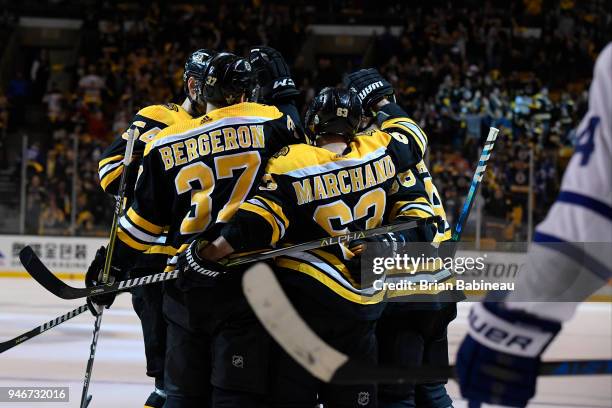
[304,87,362,144]
[202,52,254,106]
[183,49,217,109]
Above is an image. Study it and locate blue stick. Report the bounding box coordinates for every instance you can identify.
[452,127,500,242]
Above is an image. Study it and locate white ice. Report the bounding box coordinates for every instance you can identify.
[1,278,610,407]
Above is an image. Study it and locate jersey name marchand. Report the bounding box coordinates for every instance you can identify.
[292,155,396,205]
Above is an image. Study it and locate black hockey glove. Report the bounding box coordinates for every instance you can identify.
[344,68,394,116]
[175,240,226,287]
[85,246,124,316]
[249,46,299,104]
[349,232,407,259]
[346,232,407,280]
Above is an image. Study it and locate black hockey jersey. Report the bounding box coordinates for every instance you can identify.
[220,106,453,305]
[98,103,192,195]
[374,108,451,242]
[115,102,302,270]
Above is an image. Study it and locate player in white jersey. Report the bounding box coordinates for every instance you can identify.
[456,43,612,407]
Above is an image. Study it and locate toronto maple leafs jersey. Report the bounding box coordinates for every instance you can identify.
[506,43,612,321]
[534,44,612,244]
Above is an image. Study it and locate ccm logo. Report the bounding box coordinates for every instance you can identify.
[469,309,533,350]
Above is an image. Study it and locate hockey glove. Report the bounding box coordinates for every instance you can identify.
[175,240,226,287]
[85,246,124,316]
[456,302,561,407]
[347,232,407,279]
[249,46,299,104]
[344,68,394,116]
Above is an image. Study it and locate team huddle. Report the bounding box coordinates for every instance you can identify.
[87,43,612,408]
[90,46,456,408]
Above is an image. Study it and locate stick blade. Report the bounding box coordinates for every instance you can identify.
[242,263,349,382]
[19,246,79,299]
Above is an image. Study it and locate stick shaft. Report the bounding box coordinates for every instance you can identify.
[79,313,102,408]
[102,128,137,282]
[452,127,499,242]
[0,305,88,354]
[80,127,136,408]
[20,217,441,299]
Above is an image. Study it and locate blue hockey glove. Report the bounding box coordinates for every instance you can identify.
[456,302,562,407]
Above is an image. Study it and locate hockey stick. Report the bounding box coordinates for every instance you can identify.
[452,127,498,242]
[243,126,609,382]
[0,304,88,354]
[80,127,138,408]
[242,262,612,384]
[19,216,441,300]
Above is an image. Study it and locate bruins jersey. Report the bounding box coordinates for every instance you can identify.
[221,104,452,305]
[98,103,192,195]
[115,102,302,270]
[373,108,451,242]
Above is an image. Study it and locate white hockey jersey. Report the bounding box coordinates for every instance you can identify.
[535,43,612,243]
[506,43,612,321]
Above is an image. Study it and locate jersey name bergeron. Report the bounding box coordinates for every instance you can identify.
[158,124,266,170]
[292,155,396,205]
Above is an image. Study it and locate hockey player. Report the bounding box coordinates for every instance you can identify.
[87,47,304,407]
[90,48,217,408]
[456,43,612,407]
[179,87,455,407]
[346,68,457,408]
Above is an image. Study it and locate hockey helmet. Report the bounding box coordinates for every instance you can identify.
[202,52,254,106]
[304,87,362,144]
[183,49,217,108]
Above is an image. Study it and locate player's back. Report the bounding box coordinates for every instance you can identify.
[98,103,192,195]
[231,130,414,308]
[117,101,299,271]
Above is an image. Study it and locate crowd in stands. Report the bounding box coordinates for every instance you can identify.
[2,0,609,239]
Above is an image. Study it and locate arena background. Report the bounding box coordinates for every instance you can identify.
[0,1,610,407]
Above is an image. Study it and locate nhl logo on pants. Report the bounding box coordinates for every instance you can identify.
[357,391,370,406]
[232,355,244,368]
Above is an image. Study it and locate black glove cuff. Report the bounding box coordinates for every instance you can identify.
[375,102,408,126]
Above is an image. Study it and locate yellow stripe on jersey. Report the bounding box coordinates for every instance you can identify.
[126,207,165,234]
[138,104,192,128]
[144,102,282,156]
[309,249,357,286]
[275,257,385,304]
[145,244,178,256]
[241,202,283,244]
[267,131,391,176]
[388,196,432,221]
[257,196,290,229]
[401,208,435,220]
[204,102,282,122]
[117,228,153,251]
[434,229,452,243]
[98,154,123,169]
[100,166,124,191]
[380,118,427,155]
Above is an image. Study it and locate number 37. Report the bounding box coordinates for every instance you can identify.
[174,152,261,234]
